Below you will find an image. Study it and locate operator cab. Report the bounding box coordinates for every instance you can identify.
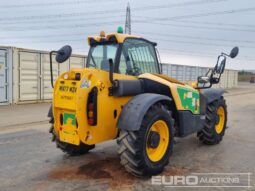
[86,29,160,76]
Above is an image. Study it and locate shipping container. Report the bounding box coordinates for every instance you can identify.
[161,63,238,89]
[0,47,12,105]
[9,47,87,104]
[19,51,40,101]
[0,49,8,103]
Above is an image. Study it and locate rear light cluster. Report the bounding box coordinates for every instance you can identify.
[87,87,98,126]
[63,72,81,81]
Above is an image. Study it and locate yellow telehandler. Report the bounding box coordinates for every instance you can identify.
[48,28,239,176]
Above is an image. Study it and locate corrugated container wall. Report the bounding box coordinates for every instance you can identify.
[10,47,86,104]
[0,47,12,105]
[161,63,238,89]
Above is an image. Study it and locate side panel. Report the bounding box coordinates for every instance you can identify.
[19,52,40,101]
[177,86,200,113]
[178,111,205,137]
[0,49,8,103]
[139,73,200,114]
[138,73,204,137]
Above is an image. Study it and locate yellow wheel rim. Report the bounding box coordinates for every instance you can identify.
[215,106,225,134]
[146,120,169,162]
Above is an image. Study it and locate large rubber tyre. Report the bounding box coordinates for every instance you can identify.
[49,122,95,156]
[117,103,174,177]
[198,97,227,145]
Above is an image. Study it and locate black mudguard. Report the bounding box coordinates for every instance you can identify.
[117,93,172,131]
[200,88,225,115]
[201,88,225,104]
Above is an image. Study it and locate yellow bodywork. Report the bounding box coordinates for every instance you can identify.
[53,68,135,146]
[53,69,200,146]
[88,32,141,45]
[139,73,200,112]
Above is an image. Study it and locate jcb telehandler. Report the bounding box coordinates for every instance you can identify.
[48,28,239,177]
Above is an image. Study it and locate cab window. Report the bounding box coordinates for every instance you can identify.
[87,44,118,71]
[119,52,128,74]
[120,39,159,76]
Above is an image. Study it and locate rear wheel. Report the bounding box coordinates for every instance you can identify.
[49,123,95,156]
[198,97,227,145]
[117,103,174,177]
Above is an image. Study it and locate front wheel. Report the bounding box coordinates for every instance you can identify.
[198,97,227,145]
[117,103,174,177]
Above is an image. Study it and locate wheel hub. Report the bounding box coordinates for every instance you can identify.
[147,131,160,149]
[146,120,170,162]
[215,106,225,134]
[215,115,220,124]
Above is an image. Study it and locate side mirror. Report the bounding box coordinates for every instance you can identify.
[49,45,72,88]
[229,47,239,58]
[216,57,226,74]
[56,45,72,63]
[198,76,210,83]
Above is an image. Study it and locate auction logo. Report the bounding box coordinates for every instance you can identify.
[152,173,252,188]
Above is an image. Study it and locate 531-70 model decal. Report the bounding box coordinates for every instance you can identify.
[177,86,200,114]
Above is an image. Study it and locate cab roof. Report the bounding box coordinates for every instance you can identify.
[88,32,156,46]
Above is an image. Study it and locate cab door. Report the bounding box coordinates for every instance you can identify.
[117,38,160,76]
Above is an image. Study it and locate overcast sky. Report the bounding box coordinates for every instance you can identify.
[0,0,254,70]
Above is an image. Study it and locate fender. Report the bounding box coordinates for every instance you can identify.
[117,93,172,131]
[201,88,225,104]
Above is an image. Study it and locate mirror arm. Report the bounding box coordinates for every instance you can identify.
[221,52,233,58]
[196,77,213,89]
[50,51,57,88]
